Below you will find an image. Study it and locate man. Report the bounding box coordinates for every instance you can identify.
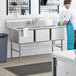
[58,0,76,50]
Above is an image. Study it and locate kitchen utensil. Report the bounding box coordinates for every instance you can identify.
[10,2,17,6]
[13,6,17,17]
[21,8,26,15]
[9,7,13,14]
[10,2,17,17]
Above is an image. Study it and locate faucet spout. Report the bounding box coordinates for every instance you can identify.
[32,18,39,24]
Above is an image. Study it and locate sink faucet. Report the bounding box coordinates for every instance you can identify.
[32,18,39,24]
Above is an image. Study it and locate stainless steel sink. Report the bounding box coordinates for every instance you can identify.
[6,19,64,44]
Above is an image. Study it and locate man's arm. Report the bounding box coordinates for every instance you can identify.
[58,10,71,26]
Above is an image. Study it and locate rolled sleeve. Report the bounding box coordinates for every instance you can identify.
[63,10,71,21]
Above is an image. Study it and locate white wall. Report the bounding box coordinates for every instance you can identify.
[0,0,76,58]
[31,0,39,15]
[71,0,76,8]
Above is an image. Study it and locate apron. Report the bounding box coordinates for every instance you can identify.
[66,20,74,50]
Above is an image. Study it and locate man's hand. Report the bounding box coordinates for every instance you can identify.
[58,20,68,26]
[62,20,68,25]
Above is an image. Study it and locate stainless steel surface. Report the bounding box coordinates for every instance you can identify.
[51,27,64,40]
[6,19,64,62]
[36,29,49,42]
[9,28,34,44]
[32,18,39,24]
[52,41,54,52]
[11,42,13,59]
[19,30,34,43]
[61,40,63,51]
[9,28,19,43]
[19,44,21,62]
[28,26,64,30]
[8,23,64,43]
[11,43,22,62]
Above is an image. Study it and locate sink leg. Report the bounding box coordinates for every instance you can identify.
[61,40,63,51]
[11,42,13,59]
[52,57,57,76]
[19,44,21,62]
[52,41,54,52]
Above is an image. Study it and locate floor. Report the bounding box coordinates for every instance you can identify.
[0,54,52,76]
